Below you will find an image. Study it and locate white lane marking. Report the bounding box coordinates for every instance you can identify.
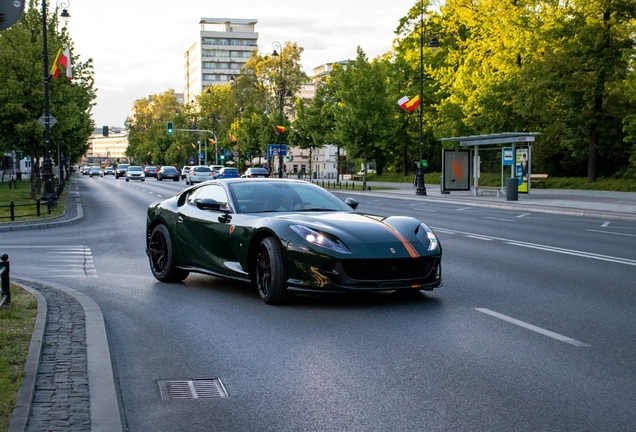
[414,207,437,212]
[432,227,636,267]
[517,213,530,218]
[466,235,494,241]
[586,229,636,238]
[475,308,590,347]
[484,217,516,222]
[456,207,471,211]
[503,241,636,266]
[601,222,610,227]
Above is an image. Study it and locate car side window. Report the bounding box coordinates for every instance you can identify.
[193,185,230,211]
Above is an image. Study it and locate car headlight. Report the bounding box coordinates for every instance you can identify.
[289,225,351,254]
[420,223,438,251]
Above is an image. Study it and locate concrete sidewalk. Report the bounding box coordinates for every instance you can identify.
[3,177,636,431]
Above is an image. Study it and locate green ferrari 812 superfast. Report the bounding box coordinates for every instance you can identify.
[146,178,442,304]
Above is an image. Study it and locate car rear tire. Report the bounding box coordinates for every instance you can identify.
[255,237,287,305]
[148,224,189,282]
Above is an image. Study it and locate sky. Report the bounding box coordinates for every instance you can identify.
[67,0,417,128]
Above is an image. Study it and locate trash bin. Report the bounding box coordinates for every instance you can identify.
[506,178,518,201]
[16,171,22,180]
[312,172,317,180]
[297,171,301,179]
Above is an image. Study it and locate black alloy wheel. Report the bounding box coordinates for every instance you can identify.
[255,237,287,305]
[148,225,189,282]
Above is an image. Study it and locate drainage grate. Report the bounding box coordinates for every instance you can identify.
[158,378,228,400]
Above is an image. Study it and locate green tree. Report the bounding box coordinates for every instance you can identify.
[0,2,95,197]
[331,47,395,189]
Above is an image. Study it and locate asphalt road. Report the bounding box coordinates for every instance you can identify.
[4,175,636,431]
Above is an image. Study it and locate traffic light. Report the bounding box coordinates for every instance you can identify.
[285,156,290,162]
[220,154,225,161]
[167,121,174,134]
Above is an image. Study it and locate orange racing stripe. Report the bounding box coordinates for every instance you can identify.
[378,222,420,258]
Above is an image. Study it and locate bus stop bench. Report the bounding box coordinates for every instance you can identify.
[474,186,502,197]
[530,174,548,188]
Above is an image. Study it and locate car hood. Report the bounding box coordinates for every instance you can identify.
[270,212,435,256]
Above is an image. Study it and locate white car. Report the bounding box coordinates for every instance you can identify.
[125,166,145,182]
[186,165,215,185]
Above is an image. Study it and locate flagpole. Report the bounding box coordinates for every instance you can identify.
[41,0,57,204]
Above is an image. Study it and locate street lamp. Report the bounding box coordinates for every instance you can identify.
[415,1,440,196]
[271,41,284,178]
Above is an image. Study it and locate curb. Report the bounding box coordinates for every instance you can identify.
[8,278,124,432]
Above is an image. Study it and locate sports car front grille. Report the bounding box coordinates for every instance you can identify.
[323,257,439,286]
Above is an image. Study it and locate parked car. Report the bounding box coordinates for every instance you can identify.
[89,166,103,177]
[180,166,192,180]
[215,167,240,179]
[157,166,180,181]
[125,166,145,182]
[144,166,158,178]
[103,167,115,176]
[115,164,130,179]
[146,178,442,305]
[186,165,215,185]
[241,167,270,178]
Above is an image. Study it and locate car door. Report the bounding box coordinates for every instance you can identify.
[175,184,236,275]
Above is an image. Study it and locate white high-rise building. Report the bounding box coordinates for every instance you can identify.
[183,18,258,103]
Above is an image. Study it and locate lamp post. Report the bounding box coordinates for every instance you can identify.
[40,0,70,203]
[415,1,440,196]
[271,41,284,178]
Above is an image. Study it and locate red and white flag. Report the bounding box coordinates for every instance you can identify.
[397,95,409,109]
[51,46,72,80]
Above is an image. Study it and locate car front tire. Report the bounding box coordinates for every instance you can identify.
[148,224,189,282]
[256,237,287,305]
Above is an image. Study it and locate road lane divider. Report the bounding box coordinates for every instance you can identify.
[475,308,590,347]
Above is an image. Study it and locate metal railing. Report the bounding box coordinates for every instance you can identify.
[0,199,51,221]
[0,254,9,307]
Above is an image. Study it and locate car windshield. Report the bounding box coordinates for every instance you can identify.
[146,167,156,170]
[249,168,268,174]
[229,181,353,213]
[193,167,211,172]
[163,167,177,172]
[128,166,143,172]
[222,168,238,173]
[118,164,129,169]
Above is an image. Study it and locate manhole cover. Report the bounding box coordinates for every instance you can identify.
[158,378,228,400]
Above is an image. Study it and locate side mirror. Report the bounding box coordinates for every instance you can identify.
[196,198,221,211]
[345,198,359,210]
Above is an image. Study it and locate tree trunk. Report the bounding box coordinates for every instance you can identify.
[362,146,367,190]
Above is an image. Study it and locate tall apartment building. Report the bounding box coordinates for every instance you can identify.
[183,18,259,103]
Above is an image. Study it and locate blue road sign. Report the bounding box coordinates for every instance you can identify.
[198,153,204,159]
[267,144,287,156]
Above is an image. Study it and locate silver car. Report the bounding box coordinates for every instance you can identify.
[125,166,145,182]
[186,165,215,185]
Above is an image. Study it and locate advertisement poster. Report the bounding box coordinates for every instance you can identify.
[443,149,471,191]
[516,147,530,193]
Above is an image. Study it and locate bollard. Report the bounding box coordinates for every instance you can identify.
[0,254,10,306]
[506,178,519,201]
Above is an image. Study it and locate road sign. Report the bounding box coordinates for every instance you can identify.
[189,157,194,163]
[198,153,203,159]
[37,114,57,128]
[267,144,287,157]
[502,148,514,166]
[0,0,24,31]
[225,150,232,157]
[233,151,239,157]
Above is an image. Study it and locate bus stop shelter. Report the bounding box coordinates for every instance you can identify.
[440,132,540,199]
